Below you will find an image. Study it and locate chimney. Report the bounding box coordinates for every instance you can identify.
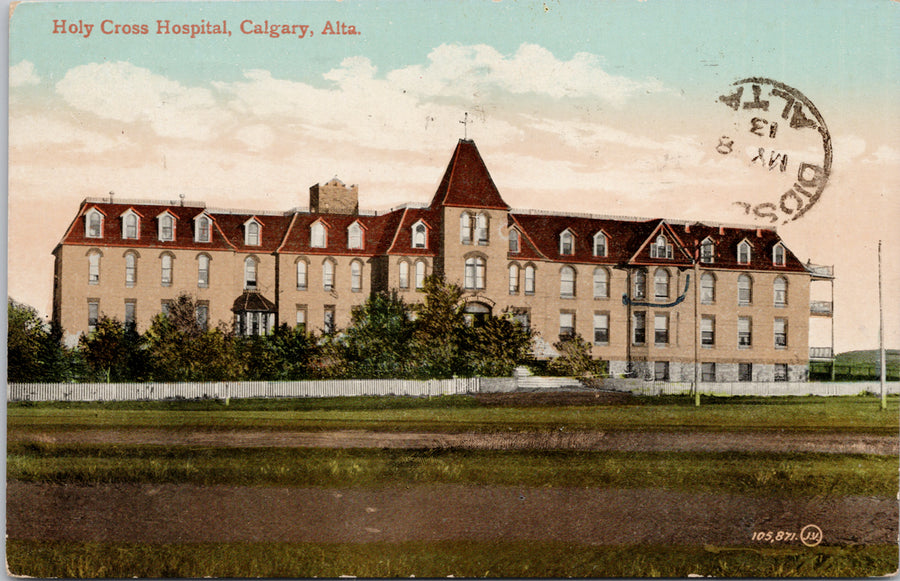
[309,177,359,215]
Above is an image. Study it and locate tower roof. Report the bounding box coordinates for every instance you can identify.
[429,139,510,210]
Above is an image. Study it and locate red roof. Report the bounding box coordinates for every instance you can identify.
[429,139,510,210]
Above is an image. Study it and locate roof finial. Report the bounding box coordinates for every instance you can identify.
[179,193,185,207]
[459,112,470,140]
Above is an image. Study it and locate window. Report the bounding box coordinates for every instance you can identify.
[350,261,362,292]
[464,256,485,290]
[512,309,530,330]
[161,300,172,317]
[196,303,209,331]
[295,305,307,333]
[311,222,327,248]
[650,234,673,259]
[86,210,103,238]
[701,315,715,347]
[525,265,536,295]
[701,362,716,382]
[124,300,136,332]
[593,312,609,345]
[633,270,646,299]
[197,254,209,288]
[738,316,752,348]
[125,252,137,287]
[161,254,173,287]
[700,273,715,305]
[323,260,335,292]
[737,241,751,264]
[559,230,574,255]
[87,300,99,333]
[560,266,576,298]
[593,268,609,299]
[475,213,489,245]
[593,232,607,257]
[654,269,670,300]
[774,363,788,382]
[244,257,257,290]
[632,311,646,345]
[654,313,668,345]
[509,229,519,253]
[412,223,426,249]
[123,212,139,240]
[559,311,575,338]
[159,214,175,242]
[509,264,520,294]
[738,274,753,305]
[774,318,787,348]
[88,251,101,284]
[348,222,363,250]
[399,261,410,289]
[774,277,788,307]
[460,212,473,244]
[296,260,308,290]
[738,363,753,382]
[195,215,211,243]
[773,244,786,266]
[700,238,714,263]
[654,361,669,381]
[415,261,426,290]
[246,221,260,246]
[324,306,336,334]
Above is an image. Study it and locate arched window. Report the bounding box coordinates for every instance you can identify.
[525,265,536,295]
[633,270,646,299]
[415,261,426,290]
[350,261,362,292]
[196,216,211,243]
[88,251,101,284]
[464,256,485,290]
[654,268,670,299]
[774,276,788,307]
[651,234,672,259]
[700,238,714,263]
[311,222,327,248]
[125,252,137,287]
[159,214,175,242]
[399,261,410,289]
[460,212,472,244]
[509,229,520,253]
[244,256,257,290]
[197,254,210,288]
[700,272,716,304]
[475,213,489,244]
[247,222,260,246]
[593,267,609,299]
[412,223,427,249]
[738,241,752,264]
[124,213,138,240]
[559,230,574,255]
[296,259,308,290]
[161,253,173,286]
[509,264,520,294]
[348,222,363,249]
[738,274,752,305]
[773,244,786,266]
[560,266,576,298]
[593,232,607,257]
[323,260,335,292]
[87,210,103,238]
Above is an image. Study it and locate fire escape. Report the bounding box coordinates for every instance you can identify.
[806,261,835,379]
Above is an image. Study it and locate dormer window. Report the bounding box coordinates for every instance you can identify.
[593,232,607,257]
[411,220,428,249]
[650,234,673,259]
[559,230,574,255]
[509,229,520,253]
[773,243,786,266]
[348,222,364,250]
[121,210,140,240]
[700,238,715,263]
[85,208,104,238]
[157,211,176,242]
[194,214,212,243]
[311,221,327,248]
[244,218,262,246]
[738,240,752,264]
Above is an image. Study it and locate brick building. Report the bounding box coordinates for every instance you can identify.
[53,139,822,380]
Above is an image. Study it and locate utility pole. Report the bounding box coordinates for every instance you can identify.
[879,240,886,410]
[694,242,700,407]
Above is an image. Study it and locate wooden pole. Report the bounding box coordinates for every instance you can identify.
[694,254,700,407]
[879,240,886,410]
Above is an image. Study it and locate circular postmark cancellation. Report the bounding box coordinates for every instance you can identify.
[800,524,824,547]
[715,77,832,225]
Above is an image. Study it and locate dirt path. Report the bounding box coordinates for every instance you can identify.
[12,428,899,455]
[7,481,895,547]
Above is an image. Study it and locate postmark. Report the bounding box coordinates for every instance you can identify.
[715,77,832,225]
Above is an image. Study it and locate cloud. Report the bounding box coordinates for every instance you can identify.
[56,61,234,140]
[862,144,900,166]
[10,114,127,153]
[10,60,40,87]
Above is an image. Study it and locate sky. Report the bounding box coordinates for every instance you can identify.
[6,0,900,353]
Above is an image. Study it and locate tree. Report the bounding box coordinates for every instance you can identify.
[265,323,319,380]
[342,291,416,378]
[548,333,605,381]
[409,276,469,378]
[8,299,78,382]
[464,313,534,377]
[78,316,149,382]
